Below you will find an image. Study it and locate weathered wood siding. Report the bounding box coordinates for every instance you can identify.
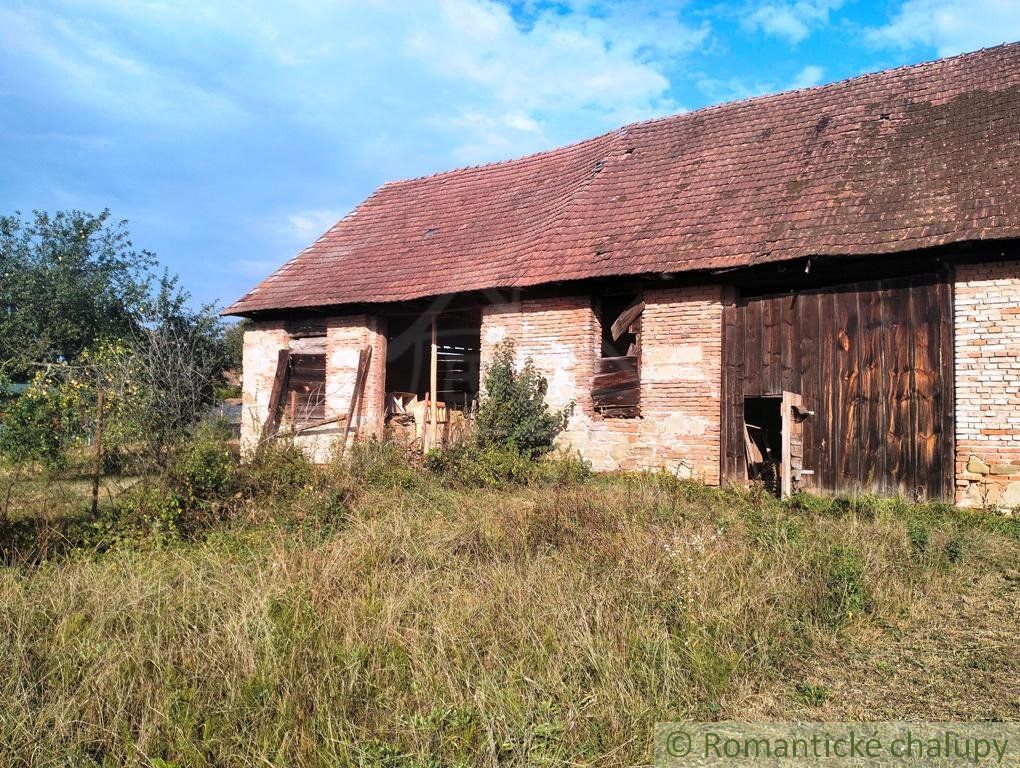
[722,274,954,499]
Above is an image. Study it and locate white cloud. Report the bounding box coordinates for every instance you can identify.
[866,0,1020,56]
[742,0,844,43]
[0,0,709,169]
[0,0,712,305]
[697,63,825,103]
[789,64,824,88]
[286,209,346,243]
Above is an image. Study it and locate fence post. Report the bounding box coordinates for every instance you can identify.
[90,389,104,518]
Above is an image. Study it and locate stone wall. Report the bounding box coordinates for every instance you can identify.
[240,315,386,462]
[479,286,723,480]
[954,260,1020,509]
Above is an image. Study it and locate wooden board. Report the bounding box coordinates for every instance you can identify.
[260,349,291,440]
[593,356,640,417]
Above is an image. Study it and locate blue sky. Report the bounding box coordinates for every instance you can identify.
[2,0,1018,310]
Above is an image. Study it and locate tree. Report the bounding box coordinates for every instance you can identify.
[0,210,157,378]
[0,209,232,471]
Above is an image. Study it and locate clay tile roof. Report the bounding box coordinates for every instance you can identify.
[226,42,1020,316]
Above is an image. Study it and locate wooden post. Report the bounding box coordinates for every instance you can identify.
[429,318,438,451]
[260,349,291,440]
[288,390,297,427]
[90,389,104,518]
[422,392,431,453]
[339,346,373,457]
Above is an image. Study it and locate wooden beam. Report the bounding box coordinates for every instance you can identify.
[339,345,373,456]
[260,348,290,440]
[274,412,348,439]
[610,298,645,341]
[429,318,438,451]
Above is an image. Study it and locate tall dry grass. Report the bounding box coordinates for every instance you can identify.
[0,454,1016,766]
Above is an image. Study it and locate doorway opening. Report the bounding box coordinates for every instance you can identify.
[382,308,481,448]
[744,396,782,497]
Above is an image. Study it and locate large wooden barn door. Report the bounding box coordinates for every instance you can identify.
[722,274,954,500]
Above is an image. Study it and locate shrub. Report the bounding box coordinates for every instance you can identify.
[473,340,572,459]
[425,443,533,488]
[235,441,316,501]
[170,423,234,504]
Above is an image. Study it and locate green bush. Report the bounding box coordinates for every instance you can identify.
[171,424,234,503]
[235,441,316,501]
[0,374,73,470]
[473,340,571,459]
[425,443,533,488]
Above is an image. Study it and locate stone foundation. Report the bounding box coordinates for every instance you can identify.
[954,260,1020,509]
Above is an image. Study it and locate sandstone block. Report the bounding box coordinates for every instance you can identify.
[966,455,990,474]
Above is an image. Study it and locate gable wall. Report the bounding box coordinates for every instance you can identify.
[954,260,1020,507]
[479,286,723,481]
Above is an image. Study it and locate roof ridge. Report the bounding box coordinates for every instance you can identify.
[372,41,1019,192]
[621,41,1020,134]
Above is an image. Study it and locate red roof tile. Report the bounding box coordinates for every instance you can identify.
[226,43,1020,315]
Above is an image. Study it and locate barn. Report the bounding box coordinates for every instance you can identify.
[226,43,1020,506]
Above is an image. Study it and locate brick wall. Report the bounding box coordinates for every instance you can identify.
[240,315,385,461]
[480,286,723,480]
[954,260,1020,508]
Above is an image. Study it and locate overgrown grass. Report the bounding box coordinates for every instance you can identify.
[1,442,1018,766]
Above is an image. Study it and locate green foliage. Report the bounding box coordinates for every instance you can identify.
[0,210,154,377]
[785,491,834,516]
[820,544,870,625]
[0,371,73,469]
[944,533,965,563]
[473,340,572,459]
[170,424,234,503]
[907,517,931,557]
[343,439,422,490]
[794,681,831,707]
[235,441,316,502]
[528,451,593,487]
[426,444,593,490]
[425,443,534,488]
[0,210,234,472]
[132,486,187,539]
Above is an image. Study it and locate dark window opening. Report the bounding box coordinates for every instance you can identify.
[744,396,782,497]
[598,293,640,357]
[592,293,643,418]
[281,352,326,426]
[383,309,481,419]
